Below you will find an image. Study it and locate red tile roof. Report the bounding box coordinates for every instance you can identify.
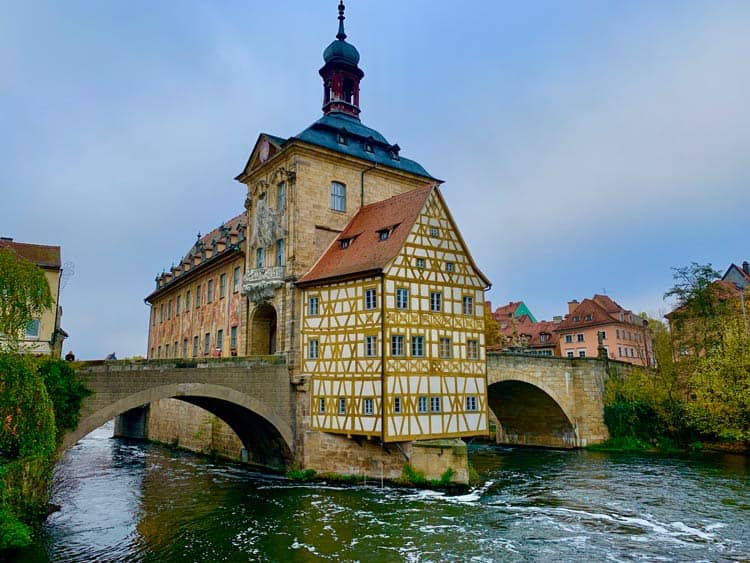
[493,301,521,320]
[298,185,434,285]
[557,294,645,330]
[0,238,61,269]
[497,315,560,348]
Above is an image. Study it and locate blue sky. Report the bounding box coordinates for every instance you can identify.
[2,1,749,359]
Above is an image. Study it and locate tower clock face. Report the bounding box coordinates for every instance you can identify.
[259,139,270,163]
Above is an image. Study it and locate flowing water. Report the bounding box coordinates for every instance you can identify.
[13,422,750,561]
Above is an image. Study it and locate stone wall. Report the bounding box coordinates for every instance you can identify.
[146,399,245,461]
[487,353,635,447]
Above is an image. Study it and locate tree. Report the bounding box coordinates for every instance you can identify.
[483,305,501,349]
[664,262,727,356]
[0,249,53,352]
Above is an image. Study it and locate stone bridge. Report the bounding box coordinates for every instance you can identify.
[63,357,294,469]
[487,353,633,448]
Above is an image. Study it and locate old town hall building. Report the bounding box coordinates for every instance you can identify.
[146,3,490,446]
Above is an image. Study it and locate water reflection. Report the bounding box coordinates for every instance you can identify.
[13,427,750,562]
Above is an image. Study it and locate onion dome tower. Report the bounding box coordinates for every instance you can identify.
[320,1,364,119]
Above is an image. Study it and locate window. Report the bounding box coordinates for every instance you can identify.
[207,279,214,303]
[193,336,199,357]
[233,267,241,293]
[230,326,238,350]
[445,262,454,272]
[318,398,325,414]
[157,346,162,359]
[467,339,479,360]
[25,319,40,337]
[182,339,188,358]
[578,349,586,358]
[393,396,402,414]
[597,330,606,341]
[365,335,377,357]
[220,273,227,298]
[462,296,474,315]
[391,335,405,356]
[167,300,172,320]
[418,396,428,413]
[430,291,442,312]
[331,181,346,211]
[185,290,191,311]
[195,284,201,308]
[411,335,424,357]
[618,346,623,356]
[150,347,155,358]
[340,238,351,249]
[440,337,452,358]
[217,329,223,352]
[176,295,181,315]
[416,258,425,269]
[565,335,573,343]
[364,140,373,153]
[566,350,574,358]
[173,342,178,358]
[430,227,439,237]
[364,288,377,310]
[616,329,620,339]
[277,182,286,210]
[204,333,211,355]
[466,396,478,411]
[256,247,265,268]
[577,333,584,342]
[276,239,284,266]
[573,315,580,322]
[338,397,346,415]
[585,314,592,321]
[540,333,549,343]
[363,398,374,416]
[396,287,409,309]
[159,304,164,322]
[308,339,319,359]
[152,309,156,326]
[308,296,319,316]
[430,396,441,413]
[378,229,390,241]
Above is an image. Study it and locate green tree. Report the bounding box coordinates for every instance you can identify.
[0,249,53,352]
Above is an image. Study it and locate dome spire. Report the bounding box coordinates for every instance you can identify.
[337,1,347,41]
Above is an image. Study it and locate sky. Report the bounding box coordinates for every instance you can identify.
[2,1,749,360]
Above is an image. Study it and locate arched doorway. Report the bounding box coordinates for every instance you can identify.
[251,303,277,355]
[488,380,578,448]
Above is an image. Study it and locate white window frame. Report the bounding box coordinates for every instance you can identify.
[430,291,442,312]
[411,335,424,357]
[391,335,405,357]
[418,396,428,413]
[331,181,346,211]
[364,288,377,310]
[308,338,319,359]
[396,287,409,309]
[365,335,377,357]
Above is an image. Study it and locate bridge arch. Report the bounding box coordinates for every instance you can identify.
[62,382,294,468]
[488,378,579,449]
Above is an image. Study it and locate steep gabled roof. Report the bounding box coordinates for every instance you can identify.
[0,239,61,269]
[493,301,522,320]
[298,185,434,286]
[722,263,750,284]
[557,295,644,331]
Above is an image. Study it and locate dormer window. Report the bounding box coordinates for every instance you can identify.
[389,144,400,160]
[540,333,549,343]
[364,137,374,153]
[378,229,390,241]
[337,131,347,145]
[573,315,580,322]
[585,314,592,321]
[340,238,351,249]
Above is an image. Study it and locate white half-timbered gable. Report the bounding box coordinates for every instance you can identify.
[298,185,490,442]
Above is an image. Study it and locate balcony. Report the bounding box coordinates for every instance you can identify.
[242,266,285,304]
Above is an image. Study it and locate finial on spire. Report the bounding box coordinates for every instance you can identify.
[336,1,347,40]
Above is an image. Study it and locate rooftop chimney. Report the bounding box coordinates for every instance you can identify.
[567,300,579,314]
[743,261,749,275]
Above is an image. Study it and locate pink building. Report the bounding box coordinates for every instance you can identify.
[556,294,653,366]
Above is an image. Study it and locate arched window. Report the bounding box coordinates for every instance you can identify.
[330,182,346,211]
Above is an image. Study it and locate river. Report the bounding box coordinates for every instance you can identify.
[12,422,750,562]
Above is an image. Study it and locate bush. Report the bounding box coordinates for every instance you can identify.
[401,463,426,485]
[36,359,91,443]
[0,354,56,460]
[0,507,32,550]
[286,468,317,481]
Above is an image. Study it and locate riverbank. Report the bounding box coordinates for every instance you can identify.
[587,435,749,455]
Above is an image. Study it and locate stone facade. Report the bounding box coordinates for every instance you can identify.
[487,352,634,448]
